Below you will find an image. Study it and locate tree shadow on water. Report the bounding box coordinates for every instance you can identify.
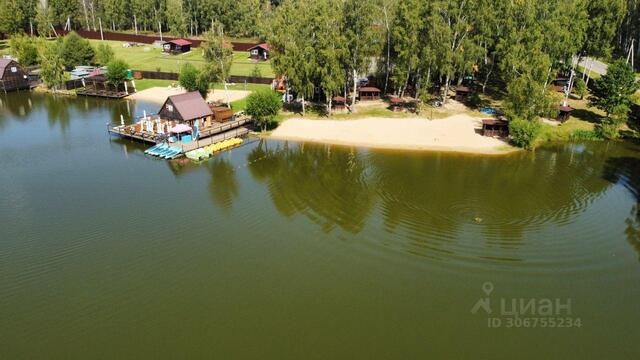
[602,156,640,260]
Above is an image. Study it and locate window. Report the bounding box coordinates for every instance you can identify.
[10,67,17,73]
[167,104,174,112]
[251,49,258,55]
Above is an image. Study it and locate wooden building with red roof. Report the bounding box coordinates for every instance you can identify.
[163,39,192,54]
[248,43,270,61]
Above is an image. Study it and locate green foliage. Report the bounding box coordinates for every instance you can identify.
[105,59,129,87]
[245,89,282,131]
[179,63,200,92]
[94,43,115,66]
[60,32,95,67]
[590,60,639,119]
[574,78,587,99]
[8,34,40,66]
[38,42,66,90]
[509,118,542,149]
[504,77,559,121]
[569,129,603,141]
[200,28,234,83]
[250,64,262,78]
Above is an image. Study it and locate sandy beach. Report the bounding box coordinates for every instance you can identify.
[270,115,516,154]
[127,86,251,104]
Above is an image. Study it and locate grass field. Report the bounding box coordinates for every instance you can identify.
[90,40,273,77]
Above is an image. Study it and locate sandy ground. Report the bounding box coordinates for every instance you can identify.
[270,115,517,154]
[127,86,250,104]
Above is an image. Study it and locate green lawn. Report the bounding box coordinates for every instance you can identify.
[88,40,274,77]
[134,79,271,92]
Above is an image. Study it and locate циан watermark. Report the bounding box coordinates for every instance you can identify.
[471,282,582,328]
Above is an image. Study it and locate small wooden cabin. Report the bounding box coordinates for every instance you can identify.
[482,119,509,137]
[210,105,234,123]
[358,86,381,101]
[0,59,29,92]
[557,105,574,122]
[455,86,471,101]
[332,96,347,111]
[163,39,192,54]
[159,91,213,127]
[248,43,270,61]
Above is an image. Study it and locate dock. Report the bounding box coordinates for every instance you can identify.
[109,115,253,157]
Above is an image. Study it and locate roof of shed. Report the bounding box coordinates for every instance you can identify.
[164,91,213,120]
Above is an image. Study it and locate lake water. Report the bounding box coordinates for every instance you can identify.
[1,92,640,358]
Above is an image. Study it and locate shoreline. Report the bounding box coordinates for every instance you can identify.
[127,86,250,104]
[270,115,519,155]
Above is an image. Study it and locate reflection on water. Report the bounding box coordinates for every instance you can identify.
[248,140,376,233]
[207,156,239,211]
[603,155,640,260]
[246,140,630,266]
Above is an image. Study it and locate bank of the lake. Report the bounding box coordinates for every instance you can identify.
[1,92,640,359]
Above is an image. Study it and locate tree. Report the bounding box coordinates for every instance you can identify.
[590,59,639,134]
[591,59,639,117]
[343,0,379,108]
[60,31,95,67]
[245,89,282,131]
[165,0,188,37]
[269,0,319,115]
[35,1,53,37]
[179,63,199,92]
[8,34,40,66]
[574,78,588,100]
[105,59,129,88]
[179,62,208,97]
[200,27,234,106]
[94,43,115,66]
[38,42,66,91]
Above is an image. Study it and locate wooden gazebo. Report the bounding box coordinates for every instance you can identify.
[358,86,381,101]
[557,105,574,122]
[482,119,509,137]
[332,96,347,111]
[455,86,471,101]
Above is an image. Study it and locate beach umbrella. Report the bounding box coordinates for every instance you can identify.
[143,110,147,120]
[120,114,124,126]
[170,124,192,133]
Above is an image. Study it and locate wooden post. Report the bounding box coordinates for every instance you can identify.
[159,21,163,41]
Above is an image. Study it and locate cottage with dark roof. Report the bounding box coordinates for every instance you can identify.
[248,43,269,61]
[0,59,29,92]
[159,91,213,127]
[163,39,192,54]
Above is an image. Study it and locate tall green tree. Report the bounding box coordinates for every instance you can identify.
[39,41,66,91]
[590,59,639,118]
[60,31,95,67]
[200,27,234,105]
[343,0,379,107]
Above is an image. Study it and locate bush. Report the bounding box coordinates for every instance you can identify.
[60,32,95,68]
[574,78,587,100]
[8,34,40,66]
[569,129,603,141]
[94,43,115,66]
[509,118,542,149]
[106,59,129,88]
[246,89,282,131]
[597,120,621,140]
[179,63,209,98]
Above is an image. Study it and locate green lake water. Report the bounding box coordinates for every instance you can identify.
[1,92,640,359]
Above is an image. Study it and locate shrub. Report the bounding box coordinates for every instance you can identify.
[106,59,129,88]
[60,32,95,68]
[94,43,115,66]
[8,34,40,66]
[246,89,282,132]
[509,118,542,149]
[574,78,587,100]
[569,129,603,141]
[179,63,199,92]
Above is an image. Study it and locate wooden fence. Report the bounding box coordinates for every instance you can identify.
[55,29,258,51]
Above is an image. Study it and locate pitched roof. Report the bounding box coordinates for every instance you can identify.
[0,58,17,79]
[167,39,192,46]
[165,91,213,121]
[248,43,270,52]
[359,86,380,92]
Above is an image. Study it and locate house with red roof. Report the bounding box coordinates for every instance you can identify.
[163,39,192,54]
[248,43,269,61]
